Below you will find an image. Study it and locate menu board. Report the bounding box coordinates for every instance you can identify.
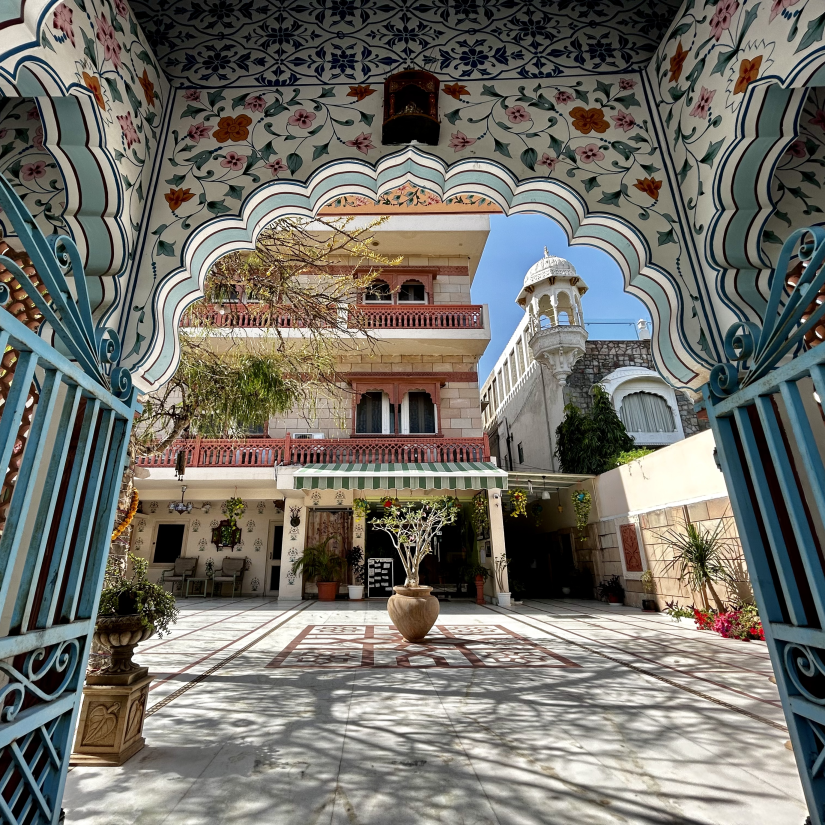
[367,557,394,598]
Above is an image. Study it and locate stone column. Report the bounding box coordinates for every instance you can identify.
[278,495,306,600]
[487,489,509,601]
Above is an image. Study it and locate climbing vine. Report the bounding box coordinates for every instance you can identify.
[572,490,592,537]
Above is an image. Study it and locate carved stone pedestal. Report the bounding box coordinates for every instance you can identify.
[70,668,152,766]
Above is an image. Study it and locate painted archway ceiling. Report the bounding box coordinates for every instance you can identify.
[130,0,682,85]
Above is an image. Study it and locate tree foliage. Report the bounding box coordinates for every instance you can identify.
[555,386,635,474]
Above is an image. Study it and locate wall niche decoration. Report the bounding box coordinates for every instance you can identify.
[382,70,440,146]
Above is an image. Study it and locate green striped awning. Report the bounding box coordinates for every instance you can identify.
[292,462,508,491]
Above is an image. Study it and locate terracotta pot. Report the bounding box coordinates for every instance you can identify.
[94,614,154,676]
[316,581,339,601]
[474,574,485,605]
[607,594,622,605]
[388,585,439,642]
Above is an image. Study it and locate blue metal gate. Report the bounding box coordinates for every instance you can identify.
[0,176,137,824]
[705,226,825,825]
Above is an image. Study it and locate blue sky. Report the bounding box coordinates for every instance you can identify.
[474,213,652,382]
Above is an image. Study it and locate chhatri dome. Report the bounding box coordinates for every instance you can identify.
[516,247,588,308]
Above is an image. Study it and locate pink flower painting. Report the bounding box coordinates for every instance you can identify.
[287,109,316,129]
[786,139,807,158]
[554,91,574,105]
[537,153,559,171]
[710,0,739,41]
[345,132,376,154]
[575,143,605,163]
[244,96,266,113]
[27,106,39,121]
[220,151,247,171]
[770,0,800,22]
[187,122,213,143]
[809,110,825,131]
[266,158,288,176]
[96,15,122,69]
[52,3,75,46]
[117,112,140,148]
[114,0,128,18]
[505,105,531,123]
[448,131,476,152]
[21,162,47,181]
[33,126,44,150]
[610,110,635,132]
[183,89,202,102]
[619,78,637,90]
[689,87,716,119]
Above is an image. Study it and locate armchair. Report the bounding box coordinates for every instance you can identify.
[213,558,246,597]
[160,556,197,594]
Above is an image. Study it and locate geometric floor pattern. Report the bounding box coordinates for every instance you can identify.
[266,624,580,669]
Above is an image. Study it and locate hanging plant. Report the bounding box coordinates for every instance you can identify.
[508,489,527,518]
[224,496,246,529]
[382,496,394,509]
[471,491,490,535]
[352,498,370,519]
[571,490,592,537]
[531,502,543,528]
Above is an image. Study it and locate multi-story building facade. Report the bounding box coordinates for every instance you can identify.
[132,198,510,601]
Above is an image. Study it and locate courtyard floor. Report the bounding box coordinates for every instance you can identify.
[64,597,807,825]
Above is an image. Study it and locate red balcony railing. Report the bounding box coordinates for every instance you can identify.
[136,434,489,469]
[182,304,484,330]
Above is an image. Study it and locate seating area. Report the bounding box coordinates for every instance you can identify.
[160,557,246,598]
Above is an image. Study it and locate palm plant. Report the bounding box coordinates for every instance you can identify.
[660,518,735,609]
[291,535,346,583]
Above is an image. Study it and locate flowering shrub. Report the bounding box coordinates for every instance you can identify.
[693,607,716,630]
[693,603,764,640]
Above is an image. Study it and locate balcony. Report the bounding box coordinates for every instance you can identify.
[135,434,490,470]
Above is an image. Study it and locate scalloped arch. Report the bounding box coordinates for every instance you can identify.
[126,148,707,394]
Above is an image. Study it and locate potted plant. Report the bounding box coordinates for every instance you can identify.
[291,535,345,601]
[641,568,657,611]
[597,574,625,605]
[493,555,511,607]
[95,553,179,677]
[371,497,459,641]
[352,498,370,519]
[212,496,245,549]
[346,545,365,600]
[464,561,490,606]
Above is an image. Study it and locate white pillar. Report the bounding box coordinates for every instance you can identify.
[278,496,307,600]
[487,489,509,600]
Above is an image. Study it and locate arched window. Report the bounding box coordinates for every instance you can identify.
[620,392,676,433]
[356,391,394,433]
[405,391,436,434]
[364,280,392,302]
[398,280,426,302]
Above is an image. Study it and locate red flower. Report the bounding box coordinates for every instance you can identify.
[443,83,469,100]
[347,85,375,102]
[669,41,688,83]
[165,187,195,211]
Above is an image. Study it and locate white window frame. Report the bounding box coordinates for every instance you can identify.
[400,391,438,435]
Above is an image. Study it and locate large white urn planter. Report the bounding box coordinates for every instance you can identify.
[348,585,364,600]
[497,592,512,608]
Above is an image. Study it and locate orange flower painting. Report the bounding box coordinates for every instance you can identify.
[734,56,762,95]
[214,114,253,143]
[347,85,375,101]
[82,72,106,111]
[669,41,688,83]
[165,187,195,211]
[139,68,155,108]
[632,177,663,200]
[443,83,470,100]
[569,107,609,134]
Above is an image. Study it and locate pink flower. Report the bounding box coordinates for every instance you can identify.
[187,122,212,143]
[786,139,807,158]
[114,0,128,18]
[220,151,247,171]
[448,130,476,152]
[505,105,531,124]
[27,106,39,121]
[52,3,75,46]
[611,109,635,132]
[117,112,140,148]
[710,0,739,41]
[0,130,6,140]
[345,132,375,154]
[554,91,574,105]
[266,158,287,176]
[287,109,316,129]
[689,86,716,119]
[244,96,266,112]
[619,78,637,90]
[770,0,800,22]
[33,126,44,150]
[809,109,825,131]
[575,143,605,163]
[21,162,47,181]
[95,15,122,69]
[537,153,558,171]
[183,89,202,102]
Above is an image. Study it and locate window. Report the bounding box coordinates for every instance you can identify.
[246,422,266,437]
[398,280,425,302]
[153,524,185,564]
[356,391,394,433]
[620,392,676,433]
[406,392,436,434]
[364,280,392,302]
[517,442,524,464]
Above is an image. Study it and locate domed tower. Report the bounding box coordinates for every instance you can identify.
[516,248,588,386]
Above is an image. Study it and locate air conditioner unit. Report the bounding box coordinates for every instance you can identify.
[292,432,325,439]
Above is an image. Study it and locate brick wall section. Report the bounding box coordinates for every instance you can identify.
[565,339,708,438]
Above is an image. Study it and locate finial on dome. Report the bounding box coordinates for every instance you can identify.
[544,246,549,258]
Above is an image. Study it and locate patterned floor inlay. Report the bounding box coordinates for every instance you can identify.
[266,625,579,669]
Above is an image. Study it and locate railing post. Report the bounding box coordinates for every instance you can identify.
[284,432,292,465]
[483,432,491,461]
[193,435,202,468]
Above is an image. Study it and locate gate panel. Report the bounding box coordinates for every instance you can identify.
[706,227,825,824]
[0,176,138,824]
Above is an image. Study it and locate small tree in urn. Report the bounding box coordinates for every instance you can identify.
[371,497,459,587]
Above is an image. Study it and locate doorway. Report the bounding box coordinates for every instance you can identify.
[153,523,186,564]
